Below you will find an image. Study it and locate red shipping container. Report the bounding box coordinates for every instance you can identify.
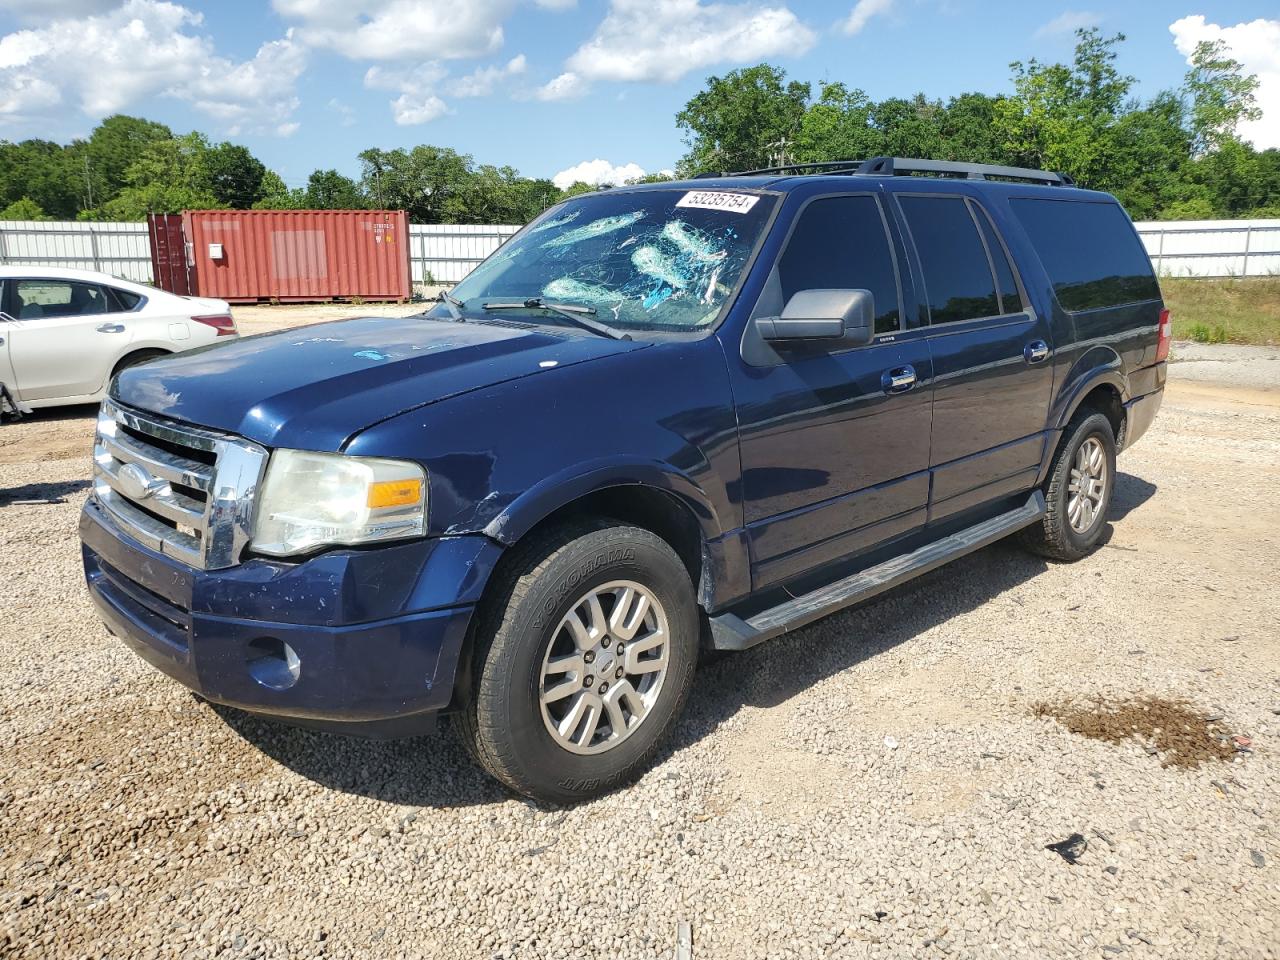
[170,209,410,304]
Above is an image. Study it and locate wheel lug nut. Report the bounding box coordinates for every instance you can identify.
[598,682,609,694]
[615,667,624,679]
[584,651,595,664]
[616,642,624,654]
[584,676,594,687]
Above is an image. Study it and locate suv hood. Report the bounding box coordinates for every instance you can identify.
[112,314,646,450]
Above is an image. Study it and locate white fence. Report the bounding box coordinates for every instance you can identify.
[0,220,152,283]
[3,217,1278,286]
[1132,219,1280,278]
[0,220,522,288]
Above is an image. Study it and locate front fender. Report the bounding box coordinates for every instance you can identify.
[481,458,724,545]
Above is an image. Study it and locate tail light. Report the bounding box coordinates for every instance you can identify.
[1155,308,1171,362]
[192,314,237,337]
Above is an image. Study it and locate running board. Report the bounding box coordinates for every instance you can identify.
[709,491,1046,651]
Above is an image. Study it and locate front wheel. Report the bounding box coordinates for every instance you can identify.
[458,521,698,804]
[1020,410,1117,561]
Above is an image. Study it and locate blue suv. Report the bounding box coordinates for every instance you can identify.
[80,158,1168,803]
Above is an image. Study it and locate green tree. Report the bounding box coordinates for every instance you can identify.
[252,170,308,209]
[205,142,268,208]
[676,64,810,174]
[100,132,222,219]
[81,115,173,210]
[1182,39,1261,155]
[358,145,474,222]
[0,139,81,218]
[794,82,880,163]
[305,169,366,209]
[1,197,49,220]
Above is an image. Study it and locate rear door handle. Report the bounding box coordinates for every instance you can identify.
[97,323,126,333]
[882,365,916,393]
[1024,340,1050,364]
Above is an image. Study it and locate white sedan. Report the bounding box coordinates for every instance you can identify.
[0,266,238,413]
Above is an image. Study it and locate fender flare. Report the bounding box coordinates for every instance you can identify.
[480,457,724,547]
[1053,350,1128,430]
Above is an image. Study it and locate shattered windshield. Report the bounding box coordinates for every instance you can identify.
[447,188,777,335]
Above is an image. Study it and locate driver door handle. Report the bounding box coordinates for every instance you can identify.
[97,323,126,333]
[882,365,916,394]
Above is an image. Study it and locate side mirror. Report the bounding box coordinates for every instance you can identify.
[756,289,875,346]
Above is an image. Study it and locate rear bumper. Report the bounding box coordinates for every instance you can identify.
[1122,387,1164,451]
[80,497,501,736]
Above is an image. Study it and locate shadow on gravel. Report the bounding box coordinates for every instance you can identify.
[209,703,513,809]
[0,478,92,506]
[1109,472,1158,522]
[212,475,1160,809]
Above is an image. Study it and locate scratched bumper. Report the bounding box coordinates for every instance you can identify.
[79,497,501,734]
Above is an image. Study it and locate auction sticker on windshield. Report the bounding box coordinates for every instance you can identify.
[675,191,760,214]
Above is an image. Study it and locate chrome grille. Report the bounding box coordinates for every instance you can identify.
[93,399,268,570]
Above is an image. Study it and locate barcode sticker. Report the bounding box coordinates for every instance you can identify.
[675,191,760,214]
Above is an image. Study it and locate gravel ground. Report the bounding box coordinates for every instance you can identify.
[1,325,1277,959]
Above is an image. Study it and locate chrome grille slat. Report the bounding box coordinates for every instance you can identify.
[92,399,268,570]
[97,429,214,492]
[94,454,207,526]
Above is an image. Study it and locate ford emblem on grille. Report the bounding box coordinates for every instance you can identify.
[117,462,166,501]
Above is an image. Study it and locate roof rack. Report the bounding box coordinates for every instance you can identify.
[856,156,1074,186]
[701,156,1074,186]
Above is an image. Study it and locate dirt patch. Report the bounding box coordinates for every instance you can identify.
[1033,696,1238,768]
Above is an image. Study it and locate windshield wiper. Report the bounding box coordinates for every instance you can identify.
[432,290,466,322]
[482,298,631,341]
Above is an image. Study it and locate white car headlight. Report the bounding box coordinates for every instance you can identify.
[251,449,428,557]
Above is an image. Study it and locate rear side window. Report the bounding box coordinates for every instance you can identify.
[899,196,1001,324]
[107,287,143,311]
[1011,198,1159,312]
[777,195,901,334]
[974,205,1023,313]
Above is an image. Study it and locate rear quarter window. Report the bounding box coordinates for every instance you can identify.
[1011,198,1159,312]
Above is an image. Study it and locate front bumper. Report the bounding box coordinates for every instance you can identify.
[80,497,502,736]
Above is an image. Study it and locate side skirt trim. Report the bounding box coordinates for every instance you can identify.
[709,490,1046,651]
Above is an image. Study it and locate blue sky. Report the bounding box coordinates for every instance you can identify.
[1,1,1278,189]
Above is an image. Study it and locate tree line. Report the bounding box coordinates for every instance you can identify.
[2,29,1276,224]
[675,31,1279,221]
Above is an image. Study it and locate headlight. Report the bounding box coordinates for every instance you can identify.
[251,449,428,557]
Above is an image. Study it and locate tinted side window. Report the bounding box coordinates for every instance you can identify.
[1011,198,1159,312]
[108,287,143,311]
[899,196,1000,324]
[973,204,1023,313]
[15,280,108,319]
[777,196,901,334]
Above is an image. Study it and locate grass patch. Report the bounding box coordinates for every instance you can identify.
[1161,276,1280,346]
[1033,695,1238,769]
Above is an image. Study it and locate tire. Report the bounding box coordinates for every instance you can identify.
[1020,410,1117,562]
[112,349,168,378]
[458,520,699,804]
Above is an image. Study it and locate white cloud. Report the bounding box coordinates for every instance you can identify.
[449,54,526,97]
[532,71,586,101]
[564,0,816,85]
[327,97,357,126]
[1170,14,1280,149]
[1034,10,1102,39]
[272,0,513,61]
[552,159,647,189]
[533,0,576,8]
[841,0,892,36]
[364,62,452,124]
[0,0,116,20]
[0,0,305,134]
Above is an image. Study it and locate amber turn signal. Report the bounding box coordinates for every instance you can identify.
[367,478,423,509]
